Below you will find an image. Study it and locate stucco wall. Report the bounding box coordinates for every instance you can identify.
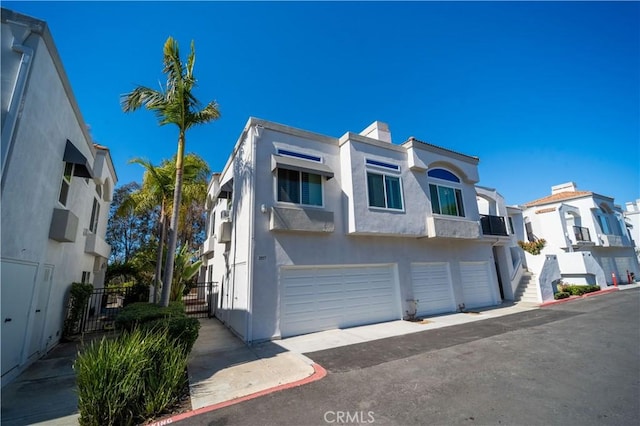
[1,15,115,384]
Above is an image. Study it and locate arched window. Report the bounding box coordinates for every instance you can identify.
[427,168,460,183]
[428,168,464,217]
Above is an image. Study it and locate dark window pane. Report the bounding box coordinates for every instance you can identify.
[427,168,460,183]
[429,184,440,214]
[367,173,385,208]
[385,176,402,209]
[59,181,69,205]
[277,169,300,203]
[301,173,322,206]
[438,186,458,216]
[455,189,465,217]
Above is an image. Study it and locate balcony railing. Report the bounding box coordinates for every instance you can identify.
[480,215,508,236]
[573,226,591,242]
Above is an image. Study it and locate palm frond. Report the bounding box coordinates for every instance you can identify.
[121,87,165,113]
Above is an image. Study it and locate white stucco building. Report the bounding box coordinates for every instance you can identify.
[624,200,640,265]
[1,8,117,385]
[200,117,524,343]
[521,182,638,290]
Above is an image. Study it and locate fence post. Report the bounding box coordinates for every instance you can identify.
[207,282,213,318]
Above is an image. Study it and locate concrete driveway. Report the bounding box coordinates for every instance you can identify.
[176,288,640,425]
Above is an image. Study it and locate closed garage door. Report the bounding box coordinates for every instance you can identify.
[411,262,456,316]
[460,261,496,309]
[280,265,400,338]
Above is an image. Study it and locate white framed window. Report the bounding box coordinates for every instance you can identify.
[89,198,100,233]
[81,271,91,284]
[58,162,74,206]
[276,168,323,207]
[366,172,403,210]
[428,168,465,217]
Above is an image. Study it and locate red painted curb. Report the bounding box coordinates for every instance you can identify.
[540,287,619,307]
[145,363,327,425]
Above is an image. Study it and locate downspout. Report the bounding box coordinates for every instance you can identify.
[245,124,260,343]
[1,27,35,188]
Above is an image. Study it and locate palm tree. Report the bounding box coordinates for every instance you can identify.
[125,158,173,303]
[125,154,210,303]
[121,37,220,307]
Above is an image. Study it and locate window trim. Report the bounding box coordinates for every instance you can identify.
[366,171,405,211]
[429,183,466,218]
[277,148,322,163]
[89,197,100,233]
[274,168,325,208]
[428,168,466,218]
[58,162,74,206]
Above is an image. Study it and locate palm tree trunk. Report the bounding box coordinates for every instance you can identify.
[153,200,167,304]
[161,132,185,307]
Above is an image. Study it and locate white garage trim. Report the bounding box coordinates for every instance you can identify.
[460,261,496,309]
[279,264,401,338]
[411,262,456,316]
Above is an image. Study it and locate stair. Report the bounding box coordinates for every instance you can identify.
[514,271,540,304]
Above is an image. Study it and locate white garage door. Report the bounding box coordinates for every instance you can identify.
[411,262,456,316]
[460,261,496,309]
[280,265,400,338]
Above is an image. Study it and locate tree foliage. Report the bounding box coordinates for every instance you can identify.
[121,36,220,307]
[106,182,155,264]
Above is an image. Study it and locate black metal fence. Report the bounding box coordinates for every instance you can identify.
[480,214,508,236]
[78,282,218,334]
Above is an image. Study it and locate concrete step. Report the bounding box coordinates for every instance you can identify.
[514,272,540,304]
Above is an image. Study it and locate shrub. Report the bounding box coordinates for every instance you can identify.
[114,301,185,331]
[554,292,570,300]
[518,239,546,255]
[143,316,201,353]
[564,285,601,296]
[75,328,188,426]
[63,282,94,338]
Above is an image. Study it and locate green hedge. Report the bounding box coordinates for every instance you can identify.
[554,292,571,300]
[114,302,185,331]
[63,282,94,338]
[75,328,188,426]
[115,302,200,353]
[143,316,200,354]
[566,285,600,296]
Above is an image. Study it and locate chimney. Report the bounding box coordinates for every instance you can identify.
[551,182,577,195]
[359,121,392,143]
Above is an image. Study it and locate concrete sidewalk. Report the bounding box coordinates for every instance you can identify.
[2,284,636,425]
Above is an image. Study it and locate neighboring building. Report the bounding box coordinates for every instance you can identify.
[201,117,518,343]
[624,199,640,265]
[1,8,117,386]
[475,186,531,302]
[521,182,638,289]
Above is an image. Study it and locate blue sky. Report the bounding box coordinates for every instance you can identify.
[6,1,639,206]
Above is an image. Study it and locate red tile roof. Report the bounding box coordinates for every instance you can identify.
[524,191,593,207]
[93,143,109,150]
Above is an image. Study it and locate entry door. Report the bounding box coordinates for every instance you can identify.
[1,259,38,376]
[27,265,54,359]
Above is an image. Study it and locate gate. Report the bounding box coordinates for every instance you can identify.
[183,282,218,318]
[77,282,219,334]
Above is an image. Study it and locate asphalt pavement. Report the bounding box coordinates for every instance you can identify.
[176,288,640,426]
